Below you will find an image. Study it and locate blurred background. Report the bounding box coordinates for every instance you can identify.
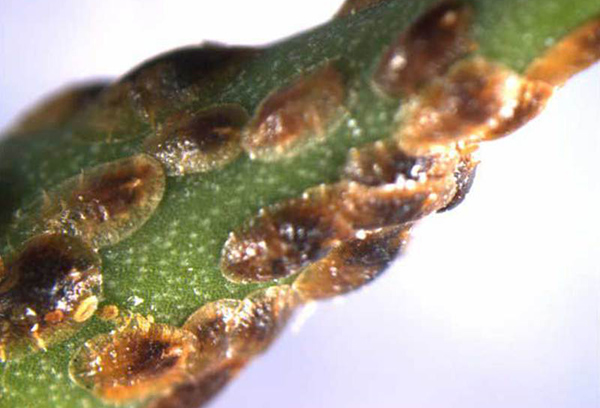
[0,1,598,407]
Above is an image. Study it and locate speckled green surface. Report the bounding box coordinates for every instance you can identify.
[0,1,598,407]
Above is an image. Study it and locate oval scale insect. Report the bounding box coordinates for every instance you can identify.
[0,233,102,361]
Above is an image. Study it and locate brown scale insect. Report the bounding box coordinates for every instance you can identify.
[343,138,459,186]
[221,170,455,284]
[8,82,107,136]
[120,45,260,124]
[293,225,412,300]
[483,76,554,139]
[344,140,433,186]
[526,17,600,86]
[437,153,479,212]
[230,285,299,357]
[242,62,346,161]
[69,286,298,405]
[181,299,243,365]
[147,358,246,408]
[395,57,553,155]
[343,137,478,212]
[0,233,102,361]
[69,316,202,403]
[70,79,149,144]
[344,139,478,212]
[144,104,249,176]
[221,189,345,283]
[183,286,299,360]
[71,45,261,142]
[334,179,454,229]
[373,0,476,97]
[150,287,298,408]
[38,154,165,248]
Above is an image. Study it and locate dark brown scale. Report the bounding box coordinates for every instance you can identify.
[154,287,298,408]
[144,105,248,176]
[182,299,242,363]
[74,162,151,217]
[40,154,165,248]
[232,286,299,357]
[344,139,436,186]
[69,318,201,403]
[340,228,407,267]
[130,337,180,376]
[373,0,475,97]
[422,59,504,124]
[221,176,453,283]
[72,45,261,142]
[0,233,101,361]
[148,358,246,408]
[71,80,149,143]
[437,154,478,212]
[294,225,411,300]
[335,0,390,17]
[9,82,106,135]
[485,78,553,140]
[397,58,551,155]
[184,286,297,359]
[242,62,346,160]
[345,138,477,214]
[123,45,260,116]
[526,18,600,86]
[335,181,447,230]
[221,191,345,283]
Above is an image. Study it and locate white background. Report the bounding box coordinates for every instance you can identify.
[0,1,598,407]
